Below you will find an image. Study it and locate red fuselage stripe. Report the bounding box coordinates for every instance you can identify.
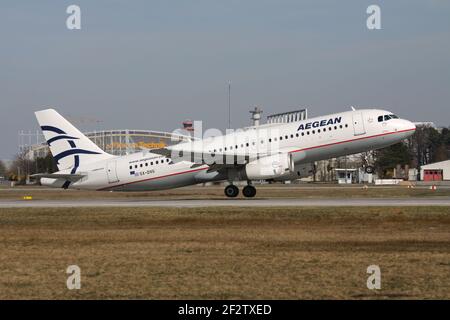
[289,128,415,154]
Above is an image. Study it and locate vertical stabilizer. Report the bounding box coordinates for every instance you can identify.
[35,108,113,171]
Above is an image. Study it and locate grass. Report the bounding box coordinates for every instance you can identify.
[0,206,449,299]
[1,184,450,200]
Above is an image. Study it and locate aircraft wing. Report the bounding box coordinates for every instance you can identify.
[31,173,86,182]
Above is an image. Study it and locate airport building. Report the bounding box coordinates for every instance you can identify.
[19,129,192,160]
[420,160,450,181]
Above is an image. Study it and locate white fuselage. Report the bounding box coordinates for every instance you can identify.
[41,109,416,191]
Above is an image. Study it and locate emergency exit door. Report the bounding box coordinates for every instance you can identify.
[106,161,119,183]
[352,112,366,136]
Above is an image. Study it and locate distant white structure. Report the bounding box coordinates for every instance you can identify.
[267,109,308,124]
[414,122,436,128]
[335,168,357,184]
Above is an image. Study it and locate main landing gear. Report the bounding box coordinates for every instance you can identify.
[242,185,256,198]
[224,184,256,198]
[224,184,239,198]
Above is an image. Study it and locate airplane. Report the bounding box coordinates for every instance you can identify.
[32,108,416,197]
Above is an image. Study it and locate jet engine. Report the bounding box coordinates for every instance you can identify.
[273,162,315,181]
[244,153,294,180]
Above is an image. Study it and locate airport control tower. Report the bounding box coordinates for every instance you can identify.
[250,106,263,126]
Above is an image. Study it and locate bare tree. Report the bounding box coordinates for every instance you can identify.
[0,160,6,178]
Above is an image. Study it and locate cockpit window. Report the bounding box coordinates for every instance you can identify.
[379,114,399,122]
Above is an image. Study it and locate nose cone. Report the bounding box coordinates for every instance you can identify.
[397,119,416,138]
[409,121,416,132]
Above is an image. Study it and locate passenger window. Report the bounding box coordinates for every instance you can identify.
[129,166,132,170]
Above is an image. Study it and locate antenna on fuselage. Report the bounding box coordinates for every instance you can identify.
[350,106,356,111]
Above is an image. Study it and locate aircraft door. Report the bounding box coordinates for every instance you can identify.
[106,161,119,183]
[352,112,366,136]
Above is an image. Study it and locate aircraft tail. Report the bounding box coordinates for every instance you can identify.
[35,108,113,171]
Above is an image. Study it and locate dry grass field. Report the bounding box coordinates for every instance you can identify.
[0,206,449,299]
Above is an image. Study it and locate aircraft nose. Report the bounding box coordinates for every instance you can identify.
[405,120,416,132]
[397,119,416,137]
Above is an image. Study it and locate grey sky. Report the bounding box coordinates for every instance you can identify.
[1,0,450,159]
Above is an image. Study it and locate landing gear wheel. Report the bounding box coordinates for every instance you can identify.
[224,185,239,198]
[242,185,256,198]
[365,166,374,174]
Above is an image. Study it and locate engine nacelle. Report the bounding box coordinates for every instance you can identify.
[244,153,294,180]
[273,162,315,181]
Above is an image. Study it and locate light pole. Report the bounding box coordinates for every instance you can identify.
[228,81,231,129]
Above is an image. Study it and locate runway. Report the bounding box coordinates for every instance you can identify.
[1,197,450,208]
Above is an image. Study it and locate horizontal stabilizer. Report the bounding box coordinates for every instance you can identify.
[149,148,172,157]
[31,173,85,182]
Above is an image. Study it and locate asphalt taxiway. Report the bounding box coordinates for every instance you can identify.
[1,197,450,208]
